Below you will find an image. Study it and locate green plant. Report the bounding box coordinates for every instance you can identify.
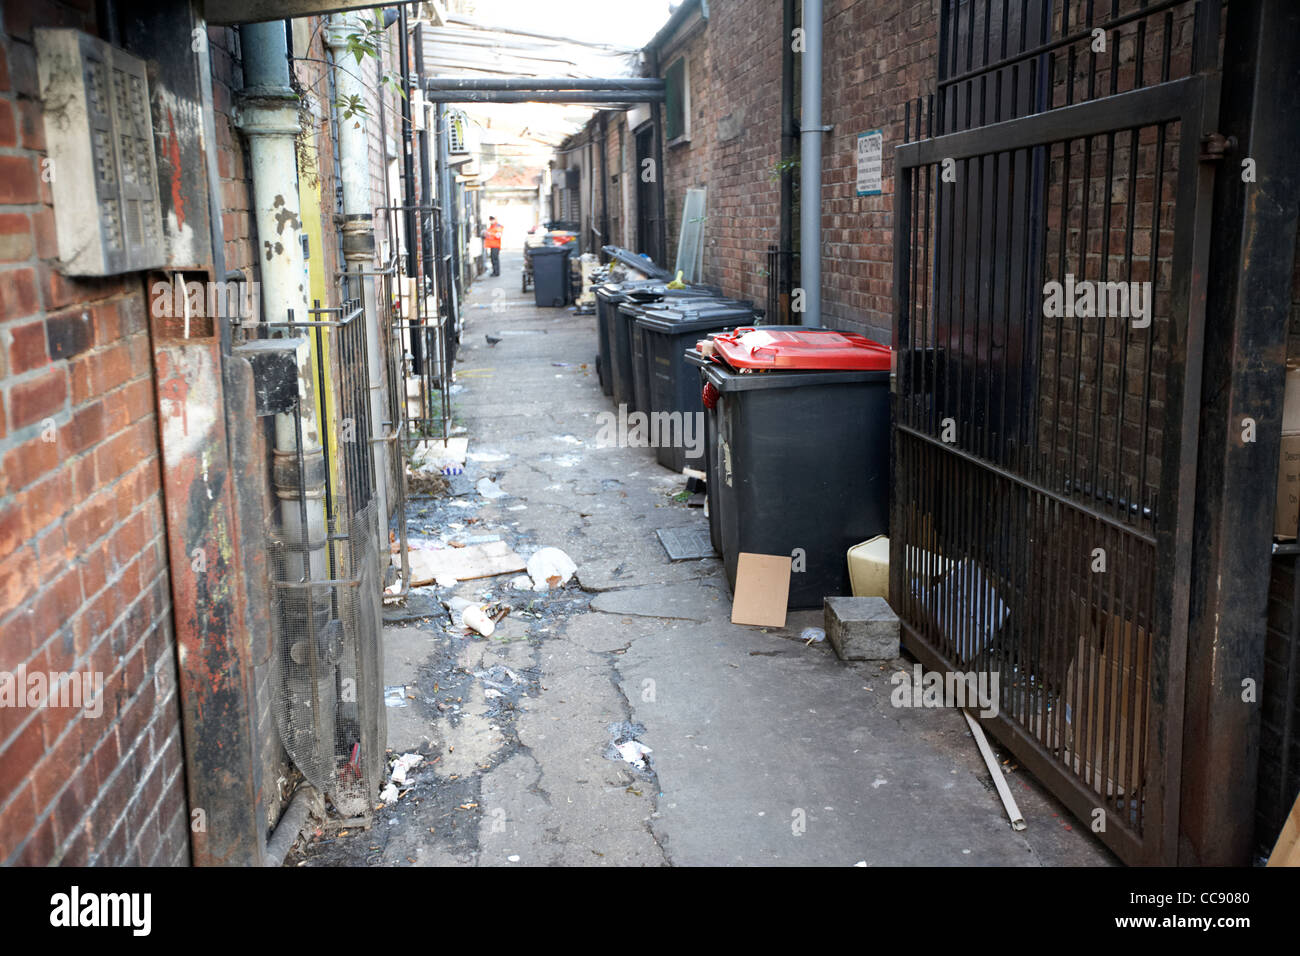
[769,156,800,182]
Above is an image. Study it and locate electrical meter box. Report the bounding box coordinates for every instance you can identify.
[35,29,165,276]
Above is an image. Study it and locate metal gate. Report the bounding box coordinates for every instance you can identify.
[385,201,456,446]
[892,0,1222,864]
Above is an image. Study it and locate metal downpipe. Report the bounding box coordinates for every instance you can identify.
[237,19,334,790]
[799,0,824,326]
[326,13,391,537]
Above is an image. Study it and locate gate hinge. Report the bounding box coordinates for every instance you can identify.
[1199,132,1236,161]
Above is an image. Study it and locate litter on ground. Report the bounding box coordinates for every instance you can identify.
[615,741,653,769]
[526,547,577,590]
[407,540,526,587]
[477,477,507,499]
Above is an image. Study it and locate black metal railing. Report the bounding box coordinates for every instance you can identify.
[260,292,386,820]
[892,0,1220,864]
[765,245,799,325]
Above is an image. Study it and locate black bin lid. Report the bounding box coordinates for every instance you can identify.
[616,292,725,318]
[634,299,755,334]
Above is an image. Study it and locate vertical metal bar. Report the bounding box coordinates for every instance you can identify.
[1068,130,1093,493]
[1137,122,1166,514]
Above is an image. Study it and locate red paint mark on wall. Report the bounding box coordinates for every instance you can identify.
[157,351,191,436]
[167,109,185,230]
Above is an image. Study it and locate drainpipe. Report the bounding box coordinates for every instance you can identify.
[326,12,391,535]
[398,5,419,293]
[799,0,824,325]
[239,23,309,336]
[237,22,333,775]
[238,23,322,504]
[415,22,435,284]
[780,0,797,322]
[648,48,669,268]
[436,101,460,342]
[599,114,610,250]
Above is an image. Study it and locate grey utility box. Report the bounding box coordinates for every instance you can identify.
[35,29,165,276]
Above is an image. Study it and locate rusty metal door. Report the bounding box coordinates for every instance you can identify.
[892,0,1223,864]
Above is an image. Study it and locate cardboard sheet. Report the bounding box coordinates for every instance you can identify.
[407,540,526,587]
[730,552,792,627]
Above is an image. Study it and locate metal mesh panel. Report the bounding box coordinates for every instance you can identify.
[262,296,387,819]
[269,501,384,817]
[384,203,454,444]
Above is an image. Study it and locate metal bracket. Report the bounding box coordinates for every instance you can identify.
[1200,131,1236,161]
[802,124,835,133]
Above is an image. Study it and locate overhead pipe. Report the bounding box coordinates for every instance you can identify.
[325,12,390,538]
[799,0,826,325]
[422,90,664,104]
[422,77,665,91]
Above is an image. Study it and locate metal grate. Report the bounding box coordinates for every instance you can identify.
[261,295,387,818]
[383,202,455,445]
[892,0,1222,864]
[765,244,799,325]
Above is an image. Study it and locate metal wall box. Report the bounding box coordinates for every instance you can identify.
[447,109,468,154]
[35,29,165,276]
[233,338,310,416]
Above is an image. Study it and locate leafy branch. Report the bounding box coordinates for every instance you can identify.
[333,16,406,120]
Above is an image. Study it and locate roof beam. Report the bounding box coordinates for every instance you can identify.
[422,77,663,91]
[419,80,663,103]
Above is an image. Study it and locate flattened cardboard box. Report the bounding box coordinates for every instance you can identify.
[1275,363,1300,539]
[730,553,792,628]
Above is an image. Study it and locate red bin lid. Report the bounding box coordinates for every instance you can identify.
[709,327,891,371]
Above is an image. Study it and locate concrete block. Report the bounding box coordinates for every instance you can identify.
[824,596,899,661]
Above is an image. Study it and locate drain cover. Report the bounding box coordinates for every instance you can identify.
[656,527,715,561]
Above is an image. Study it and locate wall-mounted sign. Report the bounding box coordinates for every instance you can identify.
[856,129,883,197]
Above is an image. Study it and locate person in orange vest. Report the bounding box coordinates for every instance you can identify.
[484,216,504,276]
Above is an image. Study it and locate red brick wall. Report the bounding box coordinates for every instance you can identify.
[210,26,255,283]
[659,19,715,286]
[657,0,938,338]
[820,0,937,340]
[0,4,188,866]
[606,118,626,250]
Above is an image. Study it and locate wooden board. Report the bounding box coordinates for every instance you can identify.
[407,540,525,586]
[1268,791,1300,867]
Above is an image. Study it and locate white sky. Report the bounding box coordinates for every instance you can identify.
[461,0,678,49]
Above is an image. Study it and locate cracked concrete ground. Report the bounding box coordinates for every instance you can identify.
[295,250,1116,868]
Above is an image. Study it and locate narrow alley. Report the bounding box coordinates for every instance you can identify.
[294,252,1111,867]
[3,0,1300,903]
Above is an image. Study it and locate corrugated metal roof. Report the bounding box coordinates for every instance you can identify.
[417,13,646,145]
[420,15,642,79]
